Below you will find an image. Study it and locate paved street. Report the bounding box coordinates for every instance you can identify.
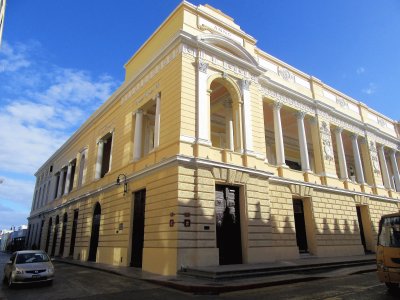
[1,251,400,299]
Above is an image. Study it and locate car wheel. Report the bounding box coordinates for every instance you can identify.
[7,275,13,289]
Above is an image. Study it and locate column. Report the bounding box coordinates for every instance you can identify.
[273,102,286,166]
[241,79,253,154]
[390,150,400,192]
[153,93,161,149]
[57,170,65,198]
[95,140,104,179]
[64,163,72,195]
[296,111,311,172]
[196,60,211,145]
[351,134,365,184]
[133,109,143,161]
[224,100,234,151]
[377,145,391,189]
[334,127,348,180]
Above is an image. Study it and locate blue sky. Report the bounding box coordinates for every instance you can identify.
[1,0,400,230]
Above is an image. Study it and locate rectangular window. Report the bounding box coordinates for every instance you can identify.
[99,133,113,178]
[69,160,76,192]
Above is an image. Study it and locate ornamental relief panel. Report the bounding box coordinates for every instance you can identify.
[320,121,334,162]
[367,140,381,175]
[260,86,314,115]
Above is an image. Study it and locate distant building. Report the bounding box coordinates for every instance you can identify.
[0,0,5,47]
[27,2,400,276]
[0,226,27,252]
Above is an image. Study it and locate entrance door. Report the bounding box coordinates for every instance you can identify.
[88,203,101,262]
[293,199,308,253]
[356,206,367,252]
[215,185,242,265]
[131,189,146,267]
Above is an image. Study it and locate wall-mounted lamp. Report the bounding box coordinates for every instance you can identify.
[116,174,128,195]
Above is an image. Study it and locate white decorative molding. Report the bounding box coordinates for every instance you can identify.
[197,17,244,46]
[260,86,314,115]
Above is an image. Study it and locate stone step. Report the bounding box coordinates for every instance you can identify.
[178,258,376,281]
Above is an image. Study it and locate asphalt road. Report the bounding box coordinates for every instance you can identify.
[1,251,399,300]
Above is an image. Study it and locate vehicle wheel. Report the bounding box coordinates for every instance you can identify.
[385,282,399,290]
[7,275,13,289]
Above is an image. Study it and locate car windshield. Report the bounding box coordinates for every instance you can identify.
[15,253,50,264]
[378,216,400,247]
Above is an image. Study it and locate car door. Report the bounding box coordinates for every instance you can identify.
[4,254,16,278]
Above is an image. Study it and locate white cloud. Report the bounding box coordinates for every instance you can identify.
[0,41,119,228]
[0,41,119,176]
[0,177,35,206]
[0,41,32,73]
[362,82,377,95]
[356,67,365,75]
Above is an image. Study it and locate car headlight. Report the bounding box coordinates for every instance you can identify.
[48,267,54,274]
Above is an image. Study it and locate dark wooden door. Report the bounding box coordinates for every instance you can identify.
[131,189,146,267]
[293,199,308,253]
[215,185,242,265]
[88,203,101,262]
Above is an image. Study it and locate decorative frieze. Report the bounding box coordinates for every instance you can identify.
[183,44,259,82]
[261,86,314,115]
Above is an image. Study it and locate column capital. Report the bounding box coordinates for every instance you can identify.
[350,133,359,141]
[296,111,307,120]
[198,60,208,73]
[241,79,251,91]
[335,127,344,134]
[272,101,283,111]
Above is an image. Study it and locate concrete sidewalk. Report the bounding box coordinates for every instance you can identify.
[55,254,377,294]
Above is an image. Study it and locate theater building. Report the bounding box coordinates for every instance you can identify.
[27,2,400,276]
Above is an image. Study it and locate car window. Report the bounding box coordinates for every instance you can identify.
[15,253,50,264]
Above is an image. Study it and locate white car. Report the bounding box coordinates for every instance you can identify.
[3,250,55,288]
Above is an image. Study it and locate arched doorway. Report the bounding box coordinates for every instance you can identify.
[59,212,68,257]
[45,217,52,253]
[88,202,101,262]
[51,215,59,256]
[209,78,242,152]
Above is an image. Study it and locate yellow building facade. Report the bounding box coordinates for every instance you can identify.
[27,2,400,276]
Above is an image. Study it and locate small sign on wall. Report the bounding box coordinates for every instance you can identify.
[184,219,191,227]
[169,219,175,227]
